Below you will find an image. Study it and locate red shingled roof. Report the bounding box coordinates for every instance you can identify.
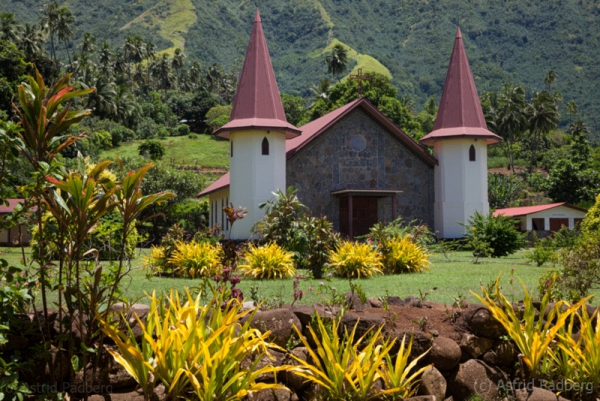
[199,98,437,197]
[420,27,501,146]
[493,202,587,217]
[215,11,300,139]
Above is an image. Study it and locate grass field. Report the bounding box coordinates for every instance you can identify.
[7,246,597,308]
[99,135,230,169]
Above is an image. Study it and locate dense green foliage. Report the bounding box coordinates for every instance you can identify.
[462,211,526,258]
[4,0,600,137]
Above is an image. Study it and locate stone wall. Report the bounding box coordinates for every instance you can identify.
[287,108,435,231]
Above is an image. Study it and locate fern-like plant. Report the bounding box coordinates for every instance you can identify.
[329,241,383,278]
[384,235,430,274]
[239,242,296,279]
[168,241,223,278]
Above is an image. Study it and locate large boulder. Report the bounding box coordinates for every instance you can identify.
[460,333,494,359]
[279,347,311,393]
[109,303,150,342]
[447,360,508,401]
[427,336,461,372]
[388,330,432,363]
[345,292,368,311]
[246,309,302,347]
[483,341,518,367]
[247,388,293,401]
[340,312,387,339]
[462,304,505,339]
[290,304,334,330]
[241,349,285,382]
[418,367,446,401]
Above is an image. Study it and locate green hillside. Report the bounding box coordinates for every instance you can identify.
[3,0,600,136]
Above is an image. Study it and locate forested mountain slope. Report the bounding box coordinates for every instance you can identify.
[3,0,600,136]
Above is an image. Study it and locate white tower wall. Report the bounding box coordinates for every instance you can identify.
[434,138,489,238]
[229,130,287,239]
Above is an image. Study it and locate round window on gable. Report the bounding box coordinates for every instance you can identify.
[350,135,367,152]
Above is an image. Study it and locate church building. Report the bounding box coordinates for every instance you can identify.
[198,11,501,240]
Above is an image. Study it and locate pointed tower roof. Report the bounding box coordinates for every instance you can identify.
[215,11,301,139]
[420,27,501,146]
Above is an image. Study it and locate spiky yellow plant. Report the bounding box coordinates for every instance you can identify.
[556,308,600,395]
[473,275,590,378]
[384,235,430,274]
[239,242,296,279]
[168,241,223,278]
[329,241,383,278]
[98,290,290,401]
[291,314,429,400]
[143,245,167,274]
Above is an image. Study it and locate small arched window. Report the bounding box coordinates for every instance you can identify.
[469,144,476,162]
[230,141,233,157]
[262,137,269,155]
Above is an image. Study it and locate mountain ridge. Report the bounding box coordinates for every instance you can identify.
[3,0,599,137]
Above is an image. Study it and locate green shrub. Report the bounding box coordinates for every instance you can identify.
[239,242,296,279]
[488,173,523,209]
[138,140,165,161]
[173,124,190,136]
[462,211,526,258]
[188,133,198,140]
[329,241,383,278]
[92,130,113,150]
[136,117,158,139]
[525,233,554,267]
[558,232,600,302]
[384,235,430,273]
[581,192,600,234]
[111,125,136,145]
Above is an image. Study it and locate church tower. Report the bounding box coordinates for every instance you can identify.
[215,11,301,239]
[420,27,501,238]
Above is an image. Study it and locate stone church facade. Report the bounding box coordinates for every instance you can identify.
[287,108,435,234]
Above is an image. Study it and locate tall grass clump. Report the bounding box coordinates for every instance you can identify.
[239,242,296,279]
[329,241,383,278]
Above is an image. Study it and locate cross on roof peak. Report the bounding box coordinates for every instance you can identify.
[350,68,371,97]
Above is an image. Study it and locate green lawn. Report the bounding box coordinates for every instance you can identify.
[8,247,598,308]
[99,135,230,168]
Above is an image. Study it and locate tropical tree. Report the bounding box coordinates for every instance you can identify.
[544,69,557,91]
[493,84,527,173]
[325,43,348,80]
[56,7,75,65]
[153,53,173,95]
[525,90,560,174]
[565,100,578,123]
[18,23,45,59]
[172,47,185,88]
[80,32,96,56]
[309,78,331,108]
[0,12,21,43]
[40,2,60,63]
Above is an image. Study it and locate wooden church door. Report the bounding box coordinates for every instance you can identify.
[339,196,378,239]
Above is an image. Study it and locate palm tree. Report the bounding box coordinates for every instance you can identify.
[544,69,557,91]
[188,61,201,90]
[41,2,60,63]
[0,13,22,43]
[526,90,560,174]
[19,23,45,60]
[172,48,185,88]
[98,42,113,76]
[153,53,173,95]
[325,44,348,81]
[309,78,331,108]
[496,84,527,173]
[80,32,96,56]
[56,7,75,65]
[565,100,578,124]
[122,35,143,84]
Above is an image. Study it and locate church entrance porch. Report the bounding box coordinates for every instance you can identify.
[333,189,402,239]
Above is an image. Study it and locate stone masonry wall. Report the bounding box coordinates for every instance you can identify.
[287,108,435,231]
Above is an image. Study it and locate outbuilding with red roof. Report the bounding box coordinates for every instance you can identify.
[494,203,587,233]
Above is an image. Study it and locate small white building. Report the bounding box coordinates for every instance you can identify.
[493,202,587,232]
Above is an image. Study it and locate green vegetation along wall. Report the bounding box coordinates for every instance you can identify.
[3,0,600,138]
